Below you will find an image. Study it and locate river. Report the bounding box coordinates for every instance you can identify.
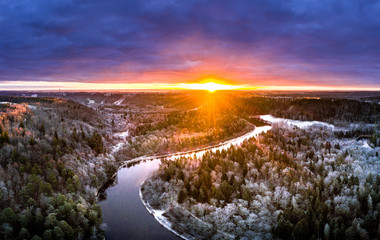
[99,125,272,240]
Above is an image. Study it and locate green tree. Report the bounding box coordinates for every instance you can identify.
[88,131,103,154]
[58,220,74,239]
[293,218,309,240]
[177,189,187,204]
[47,169,58,189]
[39,122,45,136]
[200,184,209,203]
[275,217,294,240]
[53,226,64,240]
[345,226,359,240]
[43,230,53,240]
[214,187,225,201]
[1,223,13,239]
[56,194,67,206]
[31,235,43,240]
[241,187,251,202]
[45,213,57,229]
[220,181,233,202]
[20,208,32,228]
[18,227,30,239]
[1,207,16,224]
[35,209,44,228]
[72,175,81,191]
[68,209,78,226]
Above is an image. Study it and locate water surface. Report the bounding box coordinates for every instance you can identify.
[99,126,272,239]
[99,159,181,239]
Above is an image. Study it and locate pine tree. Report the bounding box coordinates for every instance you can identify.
[177,189,187,204]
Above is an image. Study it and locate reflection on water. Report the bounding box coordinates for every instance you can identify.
[97,177,118,201]
[99,159,181,240]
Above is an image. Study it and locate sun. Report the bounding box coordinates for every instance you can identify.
[177,81,239,92]
[201,82,227,92]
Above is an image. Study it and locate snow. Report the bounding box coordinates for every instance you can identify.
[137,122,272,239]
[260,115,334,129]
[115,130,129,140]
[31,94,38,98]
[87,98,95,104]
[362,141,372,149]
[111,130,130,153]
[1,101,36,110]
[111,142,125,153]
[165,125,272,161]
[139,187,192,240]
[113,97,125,105]
[119,123,272,168]
[134,115,379,239]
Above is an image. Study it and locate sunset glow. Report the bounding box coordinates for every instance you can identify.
[0,1,379,90]
[1,81,380,91]
[0,1,379,239]
[177,82,241,92]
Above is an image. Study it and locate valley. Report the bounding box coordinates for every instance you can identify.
[0,91,378,240]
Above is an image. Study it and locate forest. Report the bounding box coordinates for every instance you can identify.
[0,93,257,239]
[0,92,379,240]
[0,98,109,239]
[112,93,253,161]
[238,96,380,125]
[142,118,380,239]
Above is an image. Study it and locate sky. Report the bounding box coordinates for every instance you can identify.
[0,0,380,90]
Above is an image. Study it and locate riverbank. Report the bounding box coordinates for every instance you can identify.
[97,124,265,199]
[138,117,380,240]
[140,181,235,240]
[139,125,272,240]
[139,184,193,240]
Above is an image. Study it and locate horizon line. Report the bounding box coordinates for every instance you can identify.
[0,81,379,92]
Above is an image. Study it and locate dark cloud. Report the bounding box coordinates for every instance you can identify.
[0,0,379,86]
